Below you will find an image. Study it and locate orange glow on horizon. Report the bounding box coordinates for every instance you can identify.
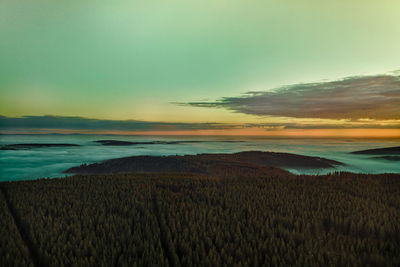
[2,128,400,138]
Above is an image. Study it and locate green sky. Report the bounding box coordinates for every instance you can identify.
[1,0,399,126]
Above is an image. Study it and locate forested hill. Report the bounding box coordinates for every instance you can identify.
[0,172,399,266]
[351,146,400,155]
[0,143,80,150]
[65,151,342,175]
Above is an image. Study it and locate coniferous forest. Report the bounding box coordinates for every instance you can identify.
[0,171,399,266]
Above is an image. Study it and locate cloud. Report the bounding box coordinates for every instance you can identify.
[0,115,398,133]
[184,73,400,120]
[0,115,228,132]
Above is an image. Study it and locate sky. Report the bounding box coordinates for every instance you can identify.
[0,0,399,136]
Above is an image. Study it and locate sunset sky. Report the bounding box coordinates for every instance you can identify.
[0,0,399,136]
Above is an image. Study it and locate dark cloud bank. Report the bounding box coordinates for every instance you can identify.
[184,73,400,120]
[0,115,398,133]
[0,115,319,132]
[0,116,230,132]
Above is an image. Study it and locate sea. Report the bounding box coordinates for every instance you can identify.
[0,134,399,181]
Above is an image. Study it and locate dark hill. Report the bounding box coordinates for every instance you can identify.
[64,151,343,176]
[94,140,187,146]
[94,139,241,146]
[372,156,400,161]
[351,146,400,155]
[0,143,80,150]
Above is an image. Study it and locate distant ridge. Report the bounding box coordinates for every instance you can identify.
[94,139,242,146]
[351,146,400,155]
[0,143,80,150]
[64,151,343,176]
[372,156,400,161]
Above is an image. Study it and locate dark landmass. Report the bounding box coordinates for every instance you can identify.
[95,140,143,145]
[0,143,80,150]
[1,171,399,266]
[94,140,198,146]
[372,156,400,161]
[65,151,343,175]
[351,146,400,155]
[94,139,242,146]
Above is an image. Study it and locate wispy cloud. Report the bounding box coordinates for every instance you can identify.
[183,73,400,120]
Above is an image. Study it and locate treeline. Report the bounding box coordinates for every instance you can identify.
[0,172,399,266]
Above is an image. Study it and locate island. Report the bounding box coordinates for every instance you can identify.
[94,139,241,146]
[64,150,343,175]
[351,146,400,155]
[372,156,400,161]
[0,143,81,150]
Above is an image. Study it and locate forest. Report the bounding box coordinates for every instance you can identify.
[0,170,399,266]
[64,151,342,175]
